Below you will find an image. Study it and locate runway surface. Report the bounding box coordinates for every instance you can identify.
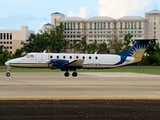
[0,72,160,99]
[0,72,160,119]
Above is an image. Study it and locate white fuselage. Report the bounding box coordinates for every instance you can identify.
[5,52,135,69]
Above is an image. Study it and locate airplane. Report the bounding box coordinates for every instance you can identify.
[5,39,155,77]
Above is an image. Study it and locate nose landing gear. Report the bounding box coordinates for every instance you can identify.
[6,66,11,77]
[6,72,10,77]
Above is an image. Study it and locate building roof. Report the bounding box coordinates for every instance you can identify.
[58,17,86,22]
[145,9,160,14]
[88,16,116,21]
[118,16,145,21]
[43,23,53,26]
[51,12,65,16]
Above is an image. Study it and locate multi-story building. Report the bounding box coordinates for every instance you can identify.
[0,26,34,54]
[48,9,160,44]
[1,9,159,54]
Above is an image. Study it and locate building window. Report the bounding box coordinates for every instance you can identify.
[54,19,56,25]
[78,23,80,30]
[114,22,116,29]
[131,22,133,29]
[104,23,106,30]
[94,23,96,30]
[108,22,110,30]
[134,22,136,29]
[7,33,9,39]
[128,22,130,30]
[10,33,12,39]
[90,23,92,30]
[125,22,127,30]
[4,33,6,39]
[73,23,76,30]
[0,33,2,39]
[84,23,86,30]
[120,22,122,30]
[139,22,141,30]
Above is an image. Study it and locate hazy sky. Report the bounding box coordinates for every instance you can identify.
[0,0,160,33]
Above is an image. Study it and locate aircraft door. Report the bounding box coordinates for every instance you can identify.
[35,53,43,63]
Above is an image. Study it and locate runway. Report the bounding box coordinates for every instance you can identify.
[0,72,160,99]
[0,72,160,119]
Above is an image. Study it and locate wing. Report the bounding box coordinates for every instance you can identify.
[50,59,84,70]
[65,59,84,67]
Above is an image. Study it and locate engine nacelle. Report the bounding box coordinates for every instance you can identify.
[50,59,69,69]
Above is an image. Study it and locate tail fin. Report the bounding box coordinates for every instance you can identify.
[116,39,156,62]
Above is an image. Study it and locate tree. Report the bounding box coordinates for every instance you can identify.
[123,33,133,50]
[21,23,66,53]
[109,39,123,53]
[0,45,11,65]
[140,41,160,66]
[98,42,110,54]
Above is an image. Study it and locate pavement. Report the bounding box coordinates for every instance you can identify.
[0,72,160,119]
[0,72,160,99]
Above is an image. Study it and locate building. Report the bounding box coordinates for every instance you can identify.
[48,9,160,44]
[0,26,34,54]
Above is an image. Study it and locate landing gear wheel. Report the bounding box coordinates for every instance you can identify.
[72,72,77,77]
[64,72,69,77]
[6,72,10,77]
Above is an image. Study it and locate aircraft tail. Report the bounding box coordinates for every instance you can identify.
[116,39,156,62]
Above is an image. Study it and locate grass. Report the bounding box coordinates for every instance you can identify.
[0,67,160,73]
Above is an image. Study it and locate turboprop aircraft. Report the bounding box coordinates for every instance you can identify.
[5,39,155,77]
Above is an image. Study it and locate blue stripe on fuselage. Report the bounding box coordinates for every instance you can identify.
[114,55,127,65]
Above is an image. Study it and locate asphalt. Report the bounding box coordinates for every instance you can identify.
[0,100,160,120]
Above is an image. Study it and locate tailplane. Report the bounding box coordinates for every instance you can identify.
[116,39,156,62]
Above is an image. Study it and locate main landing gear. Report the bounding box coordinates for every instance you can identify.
[64,71,78,77]
[6,66,11,77]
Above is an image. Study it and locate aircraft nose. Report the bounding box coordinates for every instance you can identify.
[5,61,9,66]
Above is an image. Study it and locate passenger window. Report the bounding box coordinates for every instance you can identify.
[76,56,79,59]
[63,56,66,59]
[50,55,53,58]
[70,56,72,59]
[82,56,85,59]
[89,56,91,59]
[57,56,59,59]
[95,56,98,59]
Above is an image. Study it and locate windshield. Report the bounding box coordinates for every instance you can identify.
[25,54,29,58]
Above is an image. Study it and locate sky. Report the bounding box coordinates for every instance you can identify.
[0,0,160,33]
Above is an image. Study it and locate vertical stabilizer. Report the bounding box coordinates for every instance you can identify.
[116,39,156,62]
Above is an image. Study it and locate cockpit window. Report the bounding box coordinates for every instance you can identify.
[25,54,29,58]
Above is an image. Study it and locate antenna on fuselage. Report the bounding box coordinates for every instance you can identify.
[43,50,46,53]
